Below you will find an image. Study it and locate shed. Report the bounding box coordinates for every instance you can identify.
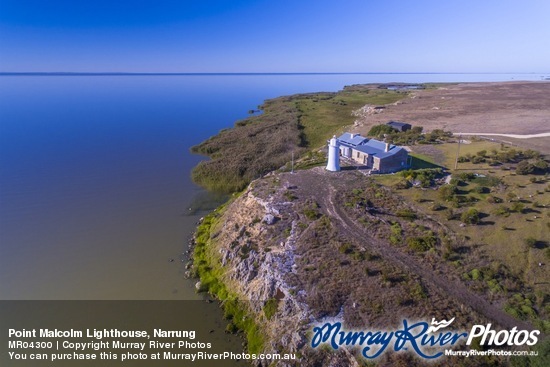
[386,121,412,132]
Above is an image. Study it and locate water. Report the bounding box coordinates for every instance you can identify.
[0,73,545,300]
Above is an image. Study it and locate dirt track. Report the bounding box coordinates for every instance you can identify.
[454,132,550,139]
[291,168,535,332]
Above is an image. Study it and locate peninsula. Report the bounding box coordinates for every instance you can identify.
[189,82,550,366]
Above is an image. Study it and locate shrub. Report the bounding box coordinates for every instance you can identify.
[474,186,488,194]
[524,237,537,248]
[461,208,480,224]
[390,223,402,245]
[284,191,297,201]
[472,156,485,164]
[367,124,397,137]
[438,185,458,201]
[486,195,502,204]
[394,179,412,190]
[533,159,548,173]
[339,243,353,254]
[507,192,518,201]
[516,161,534,175]
[456,172,475,181]
[395,208,417,220]
[493,205,510,217]
[407,233,437,252]
[470,268,482,281]
[510,202,525,213]
[303,202,320,220]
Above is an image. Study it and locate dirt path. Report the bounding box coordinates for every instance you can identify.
[454,132,550,139]
[319,183,534,332]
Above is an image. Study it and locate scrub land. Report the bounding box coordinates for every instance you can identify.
[189,82,550,366]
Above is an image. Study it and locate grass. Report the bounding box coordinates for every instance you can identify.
[295,88,409,149]
[438,140,504,170]
[409,153,442,169]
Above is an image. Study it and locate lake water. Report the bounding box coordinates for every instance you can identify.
[0,73,545,300]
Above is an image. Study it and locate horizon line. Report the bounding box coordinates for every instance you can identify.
[1,71,548,76]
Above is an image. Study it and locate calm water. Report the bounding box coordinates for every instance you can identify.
[0,73,545,300]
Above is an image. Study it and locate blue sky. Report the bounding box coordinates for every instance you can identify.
[0,0,549,72]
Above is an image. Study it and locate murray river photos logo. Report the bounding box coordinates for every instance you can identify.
[310,318,540,359]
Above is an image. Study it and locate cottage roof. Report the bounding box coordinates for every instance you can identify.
[337,132,368,146]
[354,141,405,159]
[337,132,405,160]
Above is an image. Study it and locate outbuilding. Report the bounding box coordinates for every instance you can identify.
[386,121,412,132]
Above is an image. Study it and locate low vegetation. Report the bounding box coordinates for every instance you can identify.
[381,140,550,332]
[191,86,408,193]
[367,124,453,145]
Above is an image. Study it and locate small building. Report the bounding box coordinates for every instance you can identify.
[386,121,412,132]
[337,132,408,173]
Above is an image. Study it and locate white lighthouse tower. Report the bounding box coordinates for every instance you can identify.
[326,135,341,172]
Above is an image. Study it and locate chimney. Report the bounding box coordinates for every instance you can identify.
[385,143,390,152]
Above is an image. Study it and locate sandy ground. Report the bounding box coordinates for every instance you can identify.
[355,81,550,153]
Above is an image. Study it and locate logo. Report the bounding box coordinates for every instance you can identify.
[466,324,539,347]
[427,317,455,333]
[309,319,539,360]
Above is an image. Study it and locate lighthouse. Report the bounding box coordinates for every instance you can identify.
[326,135,340,172]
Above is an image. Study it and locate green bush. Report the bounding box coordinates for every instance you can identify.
[516,160,534,175]
[470,268,482,281]
[493,205,510,217]
[461,208,480,224]
[510,202,525,213]
[438,185,458,201]
[390,223,402,245]
[407,233,437,252]
[395,208,417,220]
[367,124,397,137]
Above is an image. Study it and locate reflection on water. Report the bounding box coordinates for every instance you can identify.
[0,73,544,300]
[186,191,230,216]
